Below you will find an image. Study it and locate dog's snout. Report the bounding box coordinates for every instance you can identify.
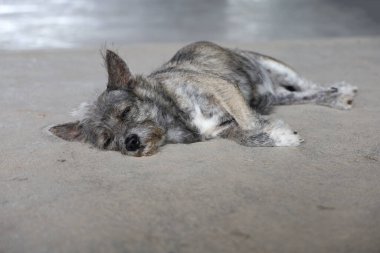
[125,134,141,151]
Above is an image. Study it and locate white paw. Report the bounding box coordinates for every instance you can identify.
[328,81,358,110]
[265,120,303,147]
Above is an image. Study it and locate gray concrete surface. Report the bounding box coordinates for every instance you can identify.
[2,0,380,50]
[1,38,380,253]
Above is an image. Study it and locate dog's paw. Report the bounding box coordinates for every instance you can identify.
[265,120,303,147]
[327,82,358,110]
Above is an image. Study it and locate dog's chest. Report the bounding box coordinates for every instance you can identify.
[164,81,228,138]
[190,104,226,138]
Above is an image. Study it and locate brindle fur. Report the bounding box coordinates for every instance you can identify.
[50,41,358,156]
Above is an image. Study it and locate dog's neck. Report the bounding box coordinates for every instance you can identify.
[132,75,191,130]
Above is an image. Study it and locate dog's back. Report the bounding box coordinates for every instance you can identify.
[150,41,274,115]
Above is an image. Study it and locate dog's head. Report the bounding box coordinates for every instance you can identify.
[50,50,165,157]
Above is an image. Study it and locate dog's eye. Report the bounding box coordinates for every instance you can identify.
[120,107,131,119]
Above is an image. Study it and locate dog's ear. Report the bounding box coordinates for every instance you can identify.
[49,121,84,141]
[105,50,133,90]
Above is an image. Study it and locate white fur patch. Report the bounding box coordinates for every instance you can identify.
[266,120,302,147]
[70,102,90,119]
[261,59,299,81]
[261,58,316,88]
[192,105,220,137]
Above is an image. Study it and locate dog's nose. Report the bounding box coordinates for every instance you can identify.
[125,134,140,151]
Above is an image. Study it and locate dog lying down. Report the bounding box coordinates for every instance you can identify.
[50,41,358,157]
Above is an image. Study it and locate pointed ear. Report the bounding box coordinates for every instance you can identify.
[105,50,133,90]
[49,121,83,142]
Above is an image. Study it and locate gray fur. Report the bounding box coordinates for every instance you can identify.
[50,41,358,156]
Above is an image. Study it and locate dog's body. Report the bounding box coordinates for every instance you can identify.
[50,41,358,156]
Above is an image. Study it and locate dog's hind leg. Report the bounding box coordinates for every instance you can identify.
[236,50,310,92]
[247,52,358,110]
[272,82,358,110]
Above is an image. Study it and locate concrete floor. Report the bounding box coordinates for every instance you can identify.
[1,38,380,253]
[1,1,380,252]
[1,0,380,49]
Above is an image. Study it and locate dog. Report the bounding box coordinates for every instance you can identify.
[50,41,358,156]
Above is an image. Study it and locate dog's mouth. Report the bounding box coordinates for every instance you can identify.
[121,141,159,157]
[122,145,148,157]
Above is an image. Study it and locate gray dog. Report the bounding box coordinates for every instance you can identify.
[50,41,357,156]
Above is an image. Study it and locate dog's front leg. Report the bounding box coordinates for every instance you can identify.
[222,119,303,147]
